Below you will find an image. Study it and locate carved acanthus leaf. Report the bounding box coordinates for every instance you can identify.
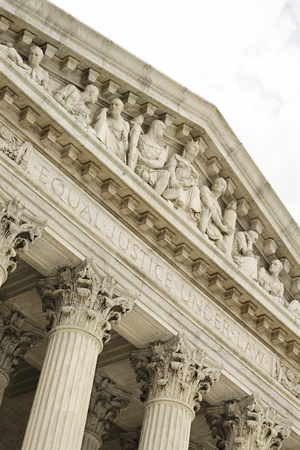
[37,258,135,343]
[0,301,43,377]
[0,197,45,287]
[0,123,34,167]
[274,358,300,399]
[131,333,220,412]
[206,393,292,450]
[85,373,131,442]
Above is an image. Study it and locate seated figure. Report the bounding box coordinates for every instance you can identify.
[135,119,170,195]
[162,139,201,220]
[53,84,99,128]
[23,45,49,90]
[93,98,129,163]
[0,42,24,66]
[258,259,284,302]
[198,177,233,251]
[232,230,259,280]
[0,44,49,90]
[287,300,300,319]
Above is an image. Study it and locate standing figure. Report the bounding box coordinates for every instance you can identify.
[198,177,233,251]
[127,114,144,170]
[162,139,201,220]
[258,259,284,302]
[232,230,259,279]
[93,98,129,163]
[135,120,170,195]
[53,84,99,128]
[23,45,49,90]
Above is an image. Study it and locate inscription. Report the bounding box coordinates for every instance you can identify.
[31,158,272,372]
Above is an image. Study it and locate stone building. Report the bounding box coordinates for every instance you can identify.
[0,1,300,449]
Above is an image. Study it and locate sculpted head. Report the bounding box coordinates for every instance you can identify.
[182,139,200,163]
[28,45,44,67]
[149,120,166,140]
[248,230,259,244]
[109,98,124,116]
[269,259,283,275]
[212,177,227,196]
[84,84,99,105]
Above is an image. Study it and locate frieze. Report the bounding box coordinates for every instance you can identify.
[0,122,33,168]
[26,154,276,376]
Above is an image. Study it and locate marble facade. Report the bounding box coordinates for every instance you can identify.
[0,1,300,449]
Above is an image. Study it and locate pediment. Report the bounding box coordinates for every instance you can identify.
[1,0,300,416]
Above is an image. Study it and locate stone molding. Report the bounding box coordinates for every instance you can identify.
[84,373,131,446]
[274,358,300,399]
[131,333,220,414]
[0,122,34,168]
[37,258,135,345]
[206,393,292,450]
[0,197,45,287]
[0,300,42,403]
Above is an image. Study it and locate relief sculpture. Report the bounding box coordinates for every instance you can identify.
[258,259,284,302]
[53,84,99,129]
[198,178,235,252]
[232,230,259,280]
[135,119,170,195]
[93,98,129,163]
[163,138,201,221]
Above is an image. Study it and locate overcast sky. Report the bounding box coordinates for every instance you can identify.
[50,0,300,225]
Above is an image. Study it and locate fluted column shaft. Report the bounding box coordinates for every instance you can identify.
[21,259,134,450]
[139,399,194,450]
[22,328,102,450]
[81,430,102,450]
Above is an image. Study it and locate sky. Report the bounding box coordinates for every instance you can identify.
[50,0,300,225]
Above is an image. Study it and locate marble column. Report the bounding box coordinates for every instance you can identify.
[131,334,221,450]
[22,258,134,450]
[0,197,45,287]
[206,393,292,450]
[81,373,131,450]
[0,300,41,404]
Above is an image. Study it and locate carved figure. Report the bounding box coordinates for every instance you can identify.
[53,84,99,128]
[198,178,234,251]
[0,43,24,67]
[135,119,170,195]
[258,259,284,301]
[23,45,49,90]
[93,98,129,163]
[232,230,259,279]
[127,114,144,170]
[163,139,201,220]
[287,299,300,319]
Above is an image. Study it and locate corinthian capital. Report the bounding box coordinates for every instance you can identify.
[84,373,131,448]
[37,258,135,344]
[0,300,42,404]
[206,393,292,450]
[0,197,45,286]
[131,333,221,413]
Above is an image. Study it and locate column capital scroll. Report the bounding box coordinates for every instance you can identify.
[131,333,221,414]
[37,258,135,347]
[206,392,292,450]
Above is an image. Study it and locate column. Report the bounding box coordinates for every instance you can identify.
[120,429,141,450]
[22,258,134,450]
[0,300,41,404]
[206,393,292,450]
[131,334,221,450]
[0,197,45,287]
[81,372,131,450]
